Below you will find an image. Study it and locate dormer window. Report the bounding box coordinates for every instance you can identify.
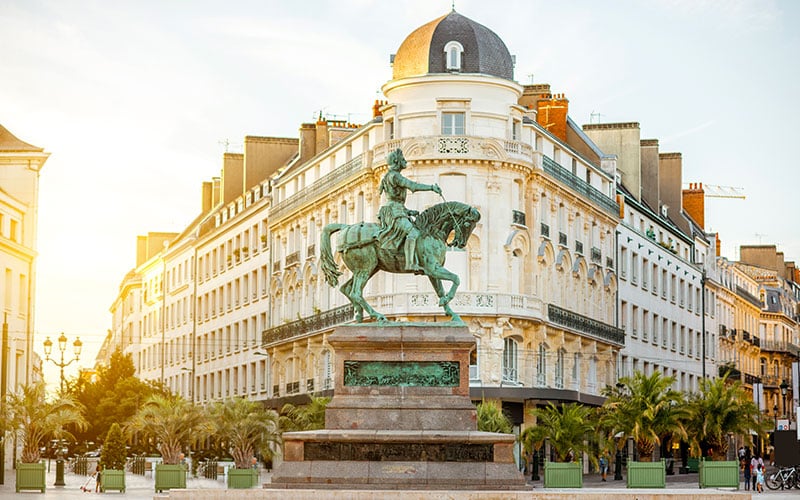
[444,41,464,71]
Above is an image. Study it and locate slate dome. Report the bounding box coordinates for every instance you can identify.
[392,11,514,81]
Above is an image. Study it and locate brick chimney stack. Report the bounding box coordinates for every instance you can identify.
[682,182,705,229]
[536,93,569,142]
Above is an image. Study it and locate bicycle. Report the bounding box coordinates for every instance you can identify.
[765,464,800,490]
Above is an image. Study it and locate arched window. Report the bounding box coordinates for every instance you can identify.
[444,41,464,71]
[502,338,518,383]
[555,348,565,389]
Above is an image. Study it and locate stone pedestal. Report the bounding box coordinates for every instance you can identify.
[269,323,527,490]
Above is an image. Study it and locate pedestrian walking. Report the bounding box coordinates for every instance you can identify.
[743,448,751,490]
[599,453,608,482]
[755,463,765,493]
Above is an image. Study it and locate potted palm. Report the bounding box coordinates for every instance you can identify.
[99,423,127,492]
[522,402,596,488]
[600,371,686,488]
[686,374,767,489]
[125,394,211,492]
[476,400,513,433]
[211,397,280,488]
[5,381,86,492]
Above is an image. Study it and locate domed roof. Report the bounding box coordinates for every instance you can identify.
[392,11,514,81]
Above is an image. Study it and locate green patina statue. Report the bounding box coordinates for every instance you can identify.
[320,148,480,323]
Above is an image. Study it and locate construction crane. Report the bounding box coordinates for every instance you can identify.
[683,183,746,199]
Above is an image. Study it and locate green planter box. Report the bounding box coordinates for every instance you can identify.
[15,461,46,493]
[699,459,739,489]
[627,459,666,488]
[543,460,583,488]
[100,469,126,493]
[154,463,187,492]
[228,467,259,489]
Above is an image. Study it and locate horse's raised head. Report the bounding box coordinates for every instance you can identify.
[451,205,480,249]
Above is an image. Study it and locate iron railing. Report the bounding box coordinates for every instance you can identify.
[263,304,354,345]
[512,210,526,226]
[559,232,568,246]
[540,223,550,238]
[575,241,584,254]
[542,156,619,217]
[547,304,624,345]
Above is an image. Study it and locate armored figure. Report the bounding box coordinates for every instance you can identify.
[377,148,441,272]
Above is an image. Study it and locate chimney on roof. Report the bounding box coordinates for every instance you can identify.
[682,182,705,229]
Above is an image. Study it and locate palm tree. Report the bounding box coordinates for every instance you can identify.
[279,395,329,432]
[125,394,211,464]
[476,400,513,434]
[211,397,281,469]
[685,374,768,461]
[521,402,597,463]
[600,371,687,462]
[5,381,87,463]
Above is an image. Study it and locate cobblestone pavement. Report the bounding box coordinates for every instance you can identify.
[0,465,797,499]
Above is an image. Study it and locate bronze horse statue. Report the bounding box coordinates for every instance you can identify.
[320,201,480,322]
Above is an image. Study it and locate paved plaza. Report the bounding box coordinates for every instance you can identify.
[0,464,797,499]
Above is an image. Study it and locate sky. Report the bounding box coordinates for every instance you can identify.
[1,0,799,385]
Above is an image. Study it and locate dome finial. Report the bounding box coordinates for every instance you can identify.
[451,0,456,12]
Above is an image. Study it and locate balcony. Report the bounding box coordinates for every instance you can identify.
[373,136,534,165]
[263,304,354,346]
[742,330,751,342]
[606,256,614,269]
[306,244,316,258]
[743,373,761,386]
[540,222,550,238]
[575,241,584,254]
[718,363,741,380]
[512,210,526,226]
[271,155,365,221]
[542,156,619,217]
[547,304,625,346]
[285,251,300,268]
[760,339,800,355]
[558,232,568,246]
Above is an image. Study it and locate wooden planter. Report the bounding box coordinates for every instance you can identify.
[543,460,583,488]
[154,463,187,492]
[100,469,126,493]
[227,467,259,489]
[627,459,666,488]
[699,459,739,489]
[16,461,46,493]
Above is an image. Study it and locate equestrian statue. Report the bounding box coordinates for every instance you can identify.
[320,148,480,323]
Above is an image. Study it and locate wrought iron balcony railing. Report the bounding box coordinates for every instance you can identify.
[575,241,584,254]
[263,304,354,345]
[558,232,568,246]
[512,210,526,226]
[547,304,624,346]
[542,156,619,217]
[540,222,550,238]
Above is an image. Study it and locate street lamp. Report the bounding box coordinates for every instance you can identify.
[780,380,789,418]
[614,382,625,480]
[42,333,82,394]
[773,403,778,429]
[42,333,81,487]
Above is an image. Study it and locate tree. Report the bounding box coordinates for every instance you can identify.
[522,402,597,463]
[600,371,687,461]
[6,381,87,463]
[68,348,167,447]
[279,396,329,432]
[476,400,512,434]
[211,397,281,469]
[100,423,127,470]
[125,394,212,464]
[685,374,769,461]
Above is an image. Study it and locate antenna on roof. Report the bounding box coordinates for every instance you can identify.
[218,139,231,153]
[527,74,535,84]
[590,111,604,124]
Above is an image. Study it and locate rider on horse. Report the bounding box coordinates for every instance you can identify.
[377,149,441,272]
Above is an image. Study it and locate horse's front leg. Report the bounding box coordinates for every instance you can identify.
[352,271,387,322]
[424,265,460,306]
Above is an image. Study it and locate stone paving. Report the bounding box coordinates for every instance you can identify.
[0,464,796,499]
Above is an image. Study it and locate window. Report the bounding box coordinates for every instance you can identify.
[444,41,464,70]
[441,112,465,135]
[502,338,518,383]
[536,342,547,387]
[555,349,565,389]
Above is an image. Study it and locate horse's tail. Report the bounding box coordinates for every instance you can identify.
[320,223,347,287]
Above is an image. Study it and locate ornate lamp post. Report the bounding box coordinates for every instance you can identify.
[42,332,82,487]
[43,332,82,393]
[780,380,789,419]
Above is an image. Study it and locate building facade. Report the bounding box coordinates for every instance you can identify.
[0,124,47,468]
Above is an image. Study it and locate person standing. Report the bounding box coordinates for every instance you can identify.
[742,447,751,490]
[599,453,608,482]
[755,463,765,493]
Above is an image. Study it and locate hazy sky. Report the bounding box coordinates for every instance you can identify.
[2,0,798,383]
